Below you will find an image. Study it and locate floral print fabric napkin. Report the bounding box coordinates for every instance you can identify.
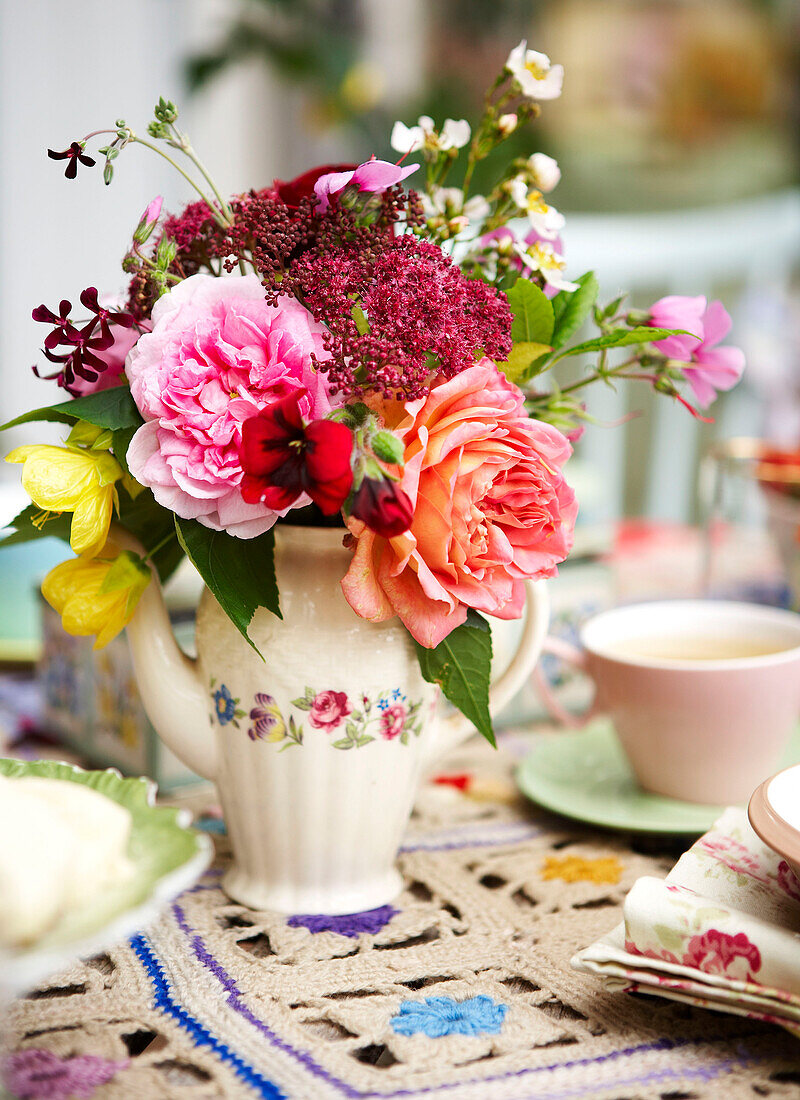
[572,808,800,1036]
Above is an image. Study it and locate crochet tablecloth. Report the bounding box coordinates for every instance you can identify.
[4,729,800,1100]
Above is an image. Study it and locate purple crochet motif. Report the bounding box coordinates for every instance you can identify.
[287,904,398,938]
[3,1049,128,1100]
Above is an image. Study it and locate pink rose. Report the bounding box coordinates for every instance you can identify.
[777,860,800,903]
[308,690,352,731]
[125,273,333,538]
[380,703,407,740]
[342,360,577,647]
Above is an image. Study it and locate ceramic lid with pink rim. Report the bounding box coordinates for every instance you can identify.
[748,764,800,878]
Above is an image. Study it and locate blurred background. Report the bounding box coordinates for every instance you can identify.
[0,0,799,758]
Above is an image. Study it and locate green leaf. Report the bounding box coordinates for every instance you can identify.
[1,386,143,433]
[506,279,554,346]
[174,518,281,655]
[332,738,352,750]
[413,609,495,746]
[560,327,684,357]
[356,735,374,747]
[0,504,72,548]
[351,303,370,335]
[551,272,599,349]
[111,425,139,474]
[292,698,313,711]
[496,341,552,385]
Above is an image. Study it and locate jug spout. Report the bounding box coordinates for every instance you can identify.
[125,562,217,781]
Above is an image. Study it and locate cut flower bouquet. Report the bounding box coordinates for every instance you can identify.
[3,43,745,744]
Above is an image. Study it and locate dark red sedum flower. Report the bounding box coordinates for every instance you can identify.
[47,141,96,180]
[269,164,357,209]
[349,476,414,538]
[240,390,353,515]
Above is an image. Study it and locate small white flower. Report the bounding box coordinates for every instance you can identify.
[514,241,577,293]
[507,176,564,239]
[390,115,470,155]
[390,119,423,154]
[497,113,518,136]
[528,152,561,193]
[505,41,564,101]
[420,187,489,231]
[463,194,490,221]
[508,175,530,209]
[440,118,471,149]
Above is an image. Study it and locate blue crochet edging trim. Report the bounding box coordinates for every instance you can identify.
[130,934,286,1100]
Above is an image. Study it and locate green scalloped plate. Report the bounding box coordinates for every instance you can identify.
[516,721,800,836]
[0,759,213,995]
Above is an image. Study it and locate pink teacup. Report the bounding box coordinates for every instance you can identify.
[539,600,800,804]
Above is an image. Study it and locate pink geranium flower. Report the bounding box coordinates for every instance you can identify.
[341,359,577,647]
[682,301,746,408]
[648,295,706,361]
[314,158,419,212]
[125,273,334,538]
[648,296,745,408]
[308,690,352,731]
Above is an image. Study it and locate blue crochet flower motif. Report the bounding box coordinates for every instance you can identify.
[391,995,508,1038]
[214,684,236,725]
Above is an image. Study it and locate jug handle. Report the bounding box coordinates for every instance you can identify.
[423,580,550,766]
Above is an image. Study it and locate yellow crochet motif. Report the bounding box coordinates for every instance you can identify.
[540,855,623,885]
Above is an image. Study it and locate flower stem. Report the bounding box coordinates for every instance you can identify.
[144,530,176,564]
[130,136,229,229]
[168,124,234,224]
[557,355,639,395]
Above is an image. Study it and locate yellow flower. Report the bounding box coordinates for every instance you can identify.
[42,545,150,649]
[6,444,122,558]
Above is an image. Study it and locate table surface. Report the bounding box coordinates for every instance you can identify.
[5,727,800,1100]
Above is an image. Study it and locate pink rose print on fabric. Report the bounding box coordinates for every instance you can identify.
[697,834,771,884]
[380,703,407,740]
[777,860,800,903]
[682,929,762,981]
[308,690,352,731]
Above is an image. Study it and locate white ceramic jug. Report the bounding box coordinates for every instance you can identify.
[125,524,549,914]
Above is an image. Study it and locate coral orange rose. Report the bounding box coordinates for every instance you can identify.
[341,359,577,647]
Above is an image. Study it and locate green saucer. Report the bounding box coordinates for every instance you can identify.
[515,721,800,836]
